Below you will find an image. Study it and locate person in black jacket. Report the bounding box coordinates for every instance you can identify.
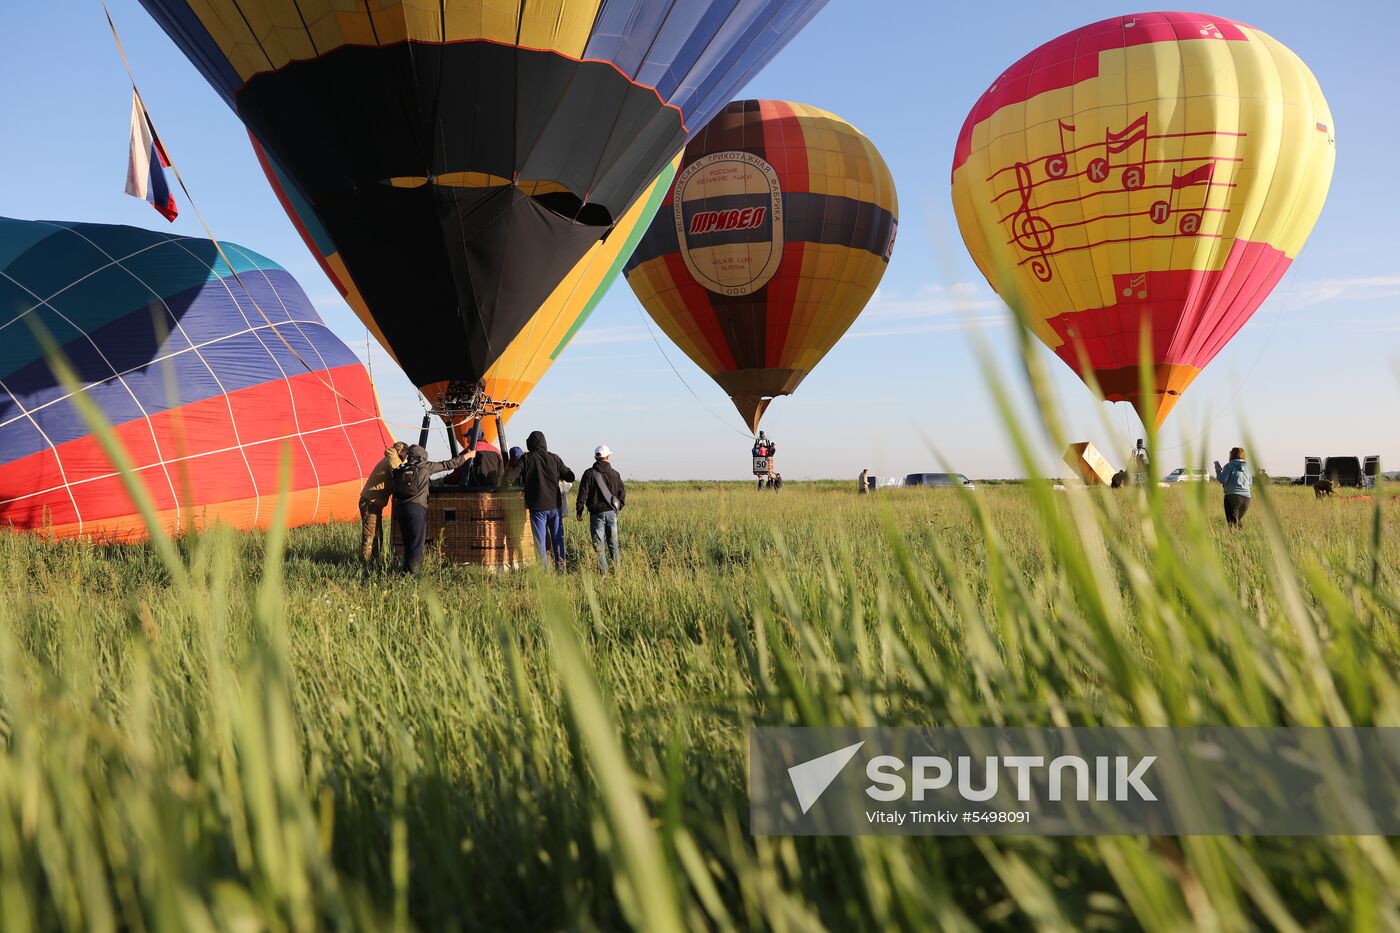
[392,444,474,573]
[506,430,574,569]
[576,445,626,572]
[459,426,504,489]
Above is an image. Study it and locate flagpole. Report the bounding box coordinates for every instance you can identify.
[99,1,424,434]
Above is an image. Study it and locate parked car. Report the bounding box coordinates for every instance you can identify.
[1161,468,1214,484]
[904,472,976,490]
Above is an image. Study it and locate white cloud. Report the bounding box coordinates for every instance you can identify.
[865,282,1000,318]
[848,282,1007,337]
[848,314,1011,339]
[1288,276,1400,310]
[566,325,650,347]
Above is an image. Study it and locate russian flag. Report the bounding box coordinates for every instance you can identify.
[124,90,178,222]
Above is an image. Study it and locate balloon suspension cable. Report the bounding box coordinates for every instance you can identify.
[634,301,753,439]
[100,2,426,434]
[1153,256,1304,453]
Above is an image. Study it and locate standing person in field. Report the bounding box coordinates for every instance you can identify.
[392,444,475,573]
[858,468,869,494]
[358,441,408,565]
[756,428,778,487]
[1217,446,1252,527]
[576,445,625,572]
[507,430,575,569]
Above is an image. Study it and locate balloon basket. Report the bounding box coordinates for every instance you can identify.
[393,488,535,571]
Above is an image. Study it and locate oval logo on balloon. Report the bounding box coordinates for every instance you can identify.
[673,150,785,296]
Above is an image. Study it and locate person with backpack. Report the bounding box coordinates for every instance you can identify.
[358,441,407,565]
[576,445,626,572]
[392,444,475,573]
[506,430,574,570]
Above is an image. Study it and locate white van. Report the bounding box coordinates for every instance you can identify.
[1161,468,1214,484]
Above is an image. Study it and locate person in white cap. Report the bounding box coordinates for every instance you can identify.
[575,444,626,572]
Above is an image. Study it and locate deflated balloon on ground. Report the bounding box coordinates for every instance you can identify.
[0,216,389,539]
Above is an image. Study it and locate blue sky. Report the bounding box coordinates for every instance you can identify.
[1,1,1396,480]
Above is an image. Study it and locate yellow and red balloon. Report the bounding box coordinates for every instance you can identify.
[625,100,898,431]
[951,12,1334,427]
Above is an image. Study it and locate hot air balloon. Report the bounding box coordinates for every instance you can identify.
[255,144,680,443]
[951,12,1334,428]
[624,100,898,430]
[136,0,829,441]
[0,216,389,540]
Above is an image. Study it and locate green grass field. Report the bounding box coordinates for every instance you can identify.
[1,474,1397,930]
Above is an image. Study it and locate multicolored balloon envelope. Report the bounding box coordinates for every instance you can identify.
[0,217,389,540]
[255,146,679,444]
[137,0,829,428]
[951,12,1335,428]
[952,11,1332,425]
[625,100,898,430]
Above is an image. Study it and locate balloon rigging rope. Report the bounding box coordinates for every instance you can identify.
[1153,253,1303,453]
[634,301,752,439]
[101,2,425,434]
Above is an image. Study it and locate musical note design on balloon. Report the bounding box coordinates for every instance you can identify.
[1087,114,1149,189]
[1199,21,1224,38]
[1121,273,1148,299]
[1045,119,1076,179]
[1011,161,1055,282]
[1149,162,1216,234]
[989,112,1243,279]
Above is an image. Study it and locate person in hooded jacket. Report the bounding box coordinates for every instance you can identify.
[506,431,574,569]
[1216,446,1252,527]
[447,426,503,489]
[576,445,626,572]
[392,444,475,573]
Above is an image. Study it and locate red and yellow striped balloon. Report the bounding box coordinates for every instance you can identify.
[951,12,1335,427]
[625,100,898,431]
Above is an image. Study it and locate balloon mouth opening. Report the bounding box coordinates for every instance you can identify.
[533,191,613,227]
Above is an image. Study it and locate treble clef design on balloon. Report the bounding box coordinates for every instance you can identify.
[1010,161,1055,282]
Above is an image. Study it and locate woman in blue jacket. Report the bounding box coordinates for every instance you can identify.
[1217,447,1252,527]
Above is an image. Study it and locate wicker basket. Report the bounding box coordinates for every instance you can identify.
[392,487,535,570]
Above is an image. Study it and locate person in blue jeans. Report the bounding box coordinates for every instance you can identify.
[576,445,626,572]
[1216,446,1252,527]
[506,430,574,569]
